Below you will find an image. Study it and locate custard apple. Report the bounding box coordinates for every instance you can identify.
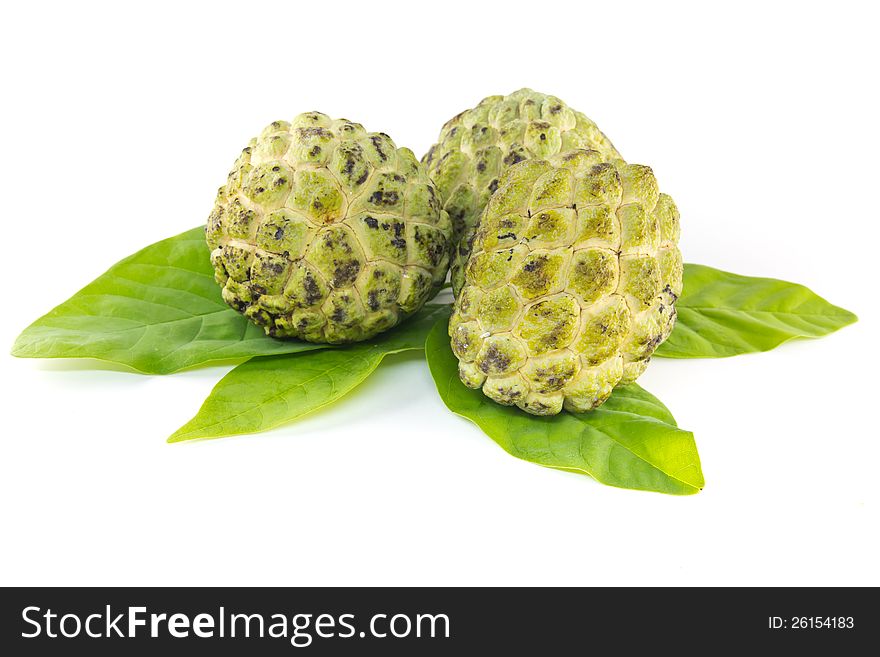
[448,149,682,415]
[206,113,452,343]
[422,88,621,294]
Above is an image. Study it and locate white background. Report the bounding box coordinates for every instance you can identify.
[1,1,877,586]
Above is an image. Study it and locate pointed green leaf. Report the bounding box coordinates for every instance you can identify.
[658,263,857,358]
[11,227,330,373]
[169,304,448,442]
[425,317,703,495]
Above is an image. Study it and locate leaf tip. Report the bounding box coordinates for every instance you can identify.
[166,428,192,444]
[841,308,859,325]
[10,333,30,357]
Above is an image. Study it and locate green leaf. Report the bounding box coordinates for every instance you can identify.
[658,263,857,359]
[11,227,330,373]
[425,317,703,495]
[601,384,678,426]
[168,304,449,442]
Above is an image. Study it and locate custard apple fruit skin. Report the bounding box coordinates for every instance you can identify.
[421,89,622,294]
[448,149,682,416]
[206,113,452,344]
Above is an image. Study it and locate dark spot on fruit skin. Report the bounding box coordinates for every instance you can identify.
[391,238,407,250]
[479,345,511,374]
[229,298,251,313]
[331,307,346,322]
[539,133,546,141]
[488,179,499,193]
[476,161,486,173]
[496,232,516,241]
[523,258,544,273]
[424,145,436,165]
[392,222,404,237]
[497,387,522,401]
[550,104,562,114]
[370,135,388,161]
[529,302,577,352]
[313,200,324,211]
[303,274,322,306]
[273,177,287,187]
[369,190,400,206]
[364,216,378,229]
[274,228,284,240]
[332,261,360,287]
[503,151,525,166]
[249,310,271,326]
[367,290,381,311]
[663,284,679,302]
[416,228,445,266]
[272,166,280,172]
[297,127,331,138]
[256,187,265,193]
[448,207,466,226]
[309,145,322,157]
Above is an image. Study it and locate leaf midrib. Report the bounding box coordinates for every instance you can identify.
[679,304,853,319]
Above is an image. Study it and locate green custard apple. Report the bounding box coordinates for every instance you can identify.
[422,88,622,294]
[207,113,452,343]
[448,149,683,415]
